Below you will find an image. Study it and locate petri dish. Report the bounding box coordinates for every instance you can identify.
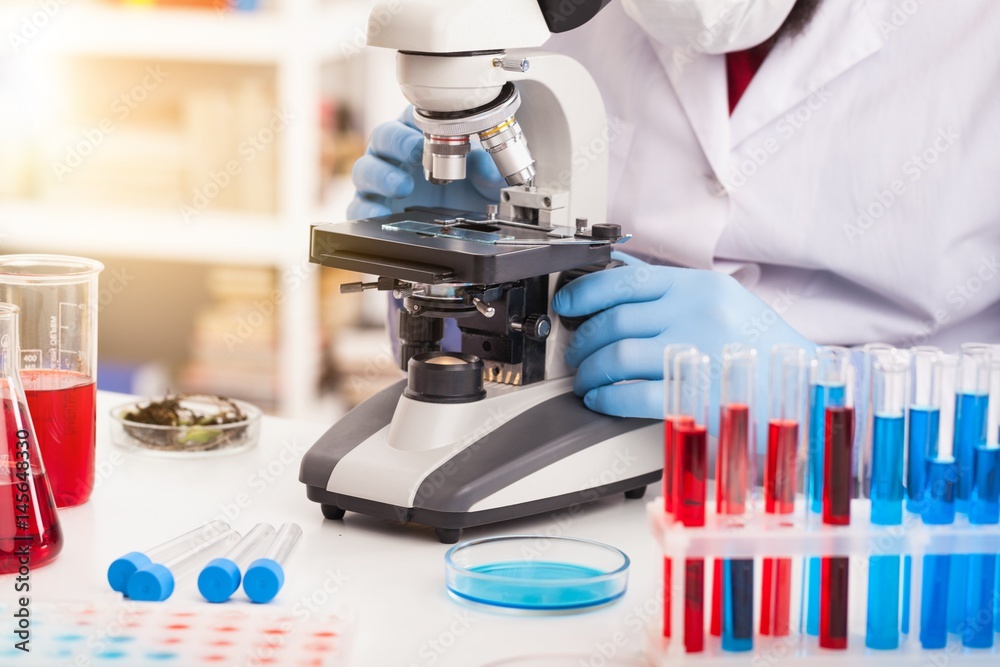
[445,535,629,613]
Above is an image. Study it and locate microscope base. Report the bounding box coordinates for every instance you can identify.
[300,380,662,544]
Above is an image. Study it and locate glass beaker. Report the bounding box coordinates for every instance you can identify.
[0,255,104,507]
[0,303,63,573]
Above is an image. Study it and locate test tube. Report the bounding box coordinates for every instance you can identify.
[243,522,303,603]
[805,346,850,637]
[713,345,755,652]
[198,523,276,603]
[664,344,699,515]
[760,345,806,638]
[907,346,942,514]
[858,343,895,500]
[673,350,709,654]
[662,344,697,640]
[866,350,907,650]
[819,355,854,650]
[127,528,241,602]
[964,349,1000,648]
[947,344,991,634]
[919,353,959,650]
[107,520,231,593]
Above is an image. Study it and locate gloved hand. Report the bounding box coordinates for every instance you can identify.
[552,252,817,430]
[348,108,507,220]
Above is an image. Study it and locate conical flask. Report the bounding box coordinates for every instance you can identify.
[0,303,62,573]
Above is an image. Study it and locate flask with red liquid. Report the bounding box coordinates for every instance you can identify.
[0,255,103,508]
[0,303,63,573]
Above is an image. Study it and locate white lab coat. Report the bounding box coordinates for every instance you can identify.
[546,0,1000,349]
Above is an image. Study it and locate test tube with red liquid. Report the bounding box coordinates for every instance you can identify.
[711,344,756,651]
[661,344,696,639]
[760,344,807,638]
[0,255,104,508]
[672,349,709,653]
[0,303,63,573]
[818,351,854,650]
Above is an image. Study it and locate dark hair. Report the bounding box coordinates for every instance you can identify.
[777,0,824,41]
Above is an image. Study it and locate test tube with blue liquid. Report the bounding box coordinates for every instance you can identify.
[805,346,849,637]
[866,349,907,649]
[127,527,241,602]
[919,353,959,649]
[963,347,999,648]
[946,344,991,634]
[714,345,755,652]
[107,520,232,593]
[907,346,941,514]
[198,523,276,603]
[859,343,895,504]
[243,522,303,603]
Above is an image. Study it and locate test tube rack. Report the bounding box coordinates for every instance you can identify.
[646,498,1000,664]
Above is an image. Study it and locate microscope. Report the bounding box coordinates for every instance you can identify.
[299,0,662,543]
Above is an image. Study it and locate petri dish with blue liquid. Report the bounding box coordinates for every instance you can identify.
[445,535,629,613]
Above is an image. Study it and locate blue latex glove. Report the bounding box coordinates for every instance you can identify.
[552,252,817,431]
[348,108,506,219]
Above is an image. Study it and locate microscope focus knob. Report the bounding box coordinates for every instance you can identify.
[591,223,622,240]
[512,314,551,341]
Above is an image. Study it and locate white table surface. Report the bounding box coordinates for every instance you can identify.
[10,391,664,666]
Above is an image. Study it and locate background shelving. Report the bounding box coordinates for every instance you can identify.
[0,0,407,418]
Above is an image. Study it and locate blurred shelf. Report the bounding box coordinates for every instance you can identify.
[6,2,374,64]
[0,200,293,264]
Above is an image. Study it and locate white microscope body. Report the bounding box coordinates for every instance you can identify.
[300,0,662,543]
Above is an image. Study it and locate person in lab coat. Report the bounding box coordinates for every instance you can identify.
[348,0,1000,421]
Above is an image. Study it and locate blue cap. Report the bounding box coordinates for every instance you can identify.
[127,564,175,602]
[243,558,284,603]
[108,552,152,593]
[198,558,241,603]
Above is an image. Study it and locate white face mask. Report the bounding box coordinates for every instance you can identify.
[621,0,798,54]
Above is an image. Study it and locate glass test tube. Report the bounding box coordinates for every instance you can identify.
[963,349,1000,648]
[760,345,806,638]
[243,522,303,603]
[907,346,941,514]
[819,356,854,650]
[805,346,850,637]
[713,345,755,652]
[127,528,241,602]
[859,343,895,501]
[662,344,696,640]
[920,353,959,650]
[866,350,907,650]
[947,345,991,635]
[107,520,231,592]
[664,344,698,516]
[673,350,709,654]
[198,523,276,603]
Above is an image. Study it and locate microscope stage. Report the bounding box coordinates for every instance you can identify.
[310,209,614,285]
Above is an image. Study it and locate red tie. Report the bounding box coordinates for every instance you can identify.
[726,44,773,114]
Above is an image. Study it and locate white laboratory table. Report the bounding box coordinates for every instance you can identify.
[12,391,664,667]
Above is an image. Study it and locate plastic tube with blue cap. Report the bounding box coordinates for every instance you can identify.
[243,522,302,603]
[198,523,276,603]
[107,520,231,593]
[127,528,241,602]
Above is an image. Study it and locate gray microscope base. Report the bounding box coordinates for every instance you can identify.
[299,381,660,544]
